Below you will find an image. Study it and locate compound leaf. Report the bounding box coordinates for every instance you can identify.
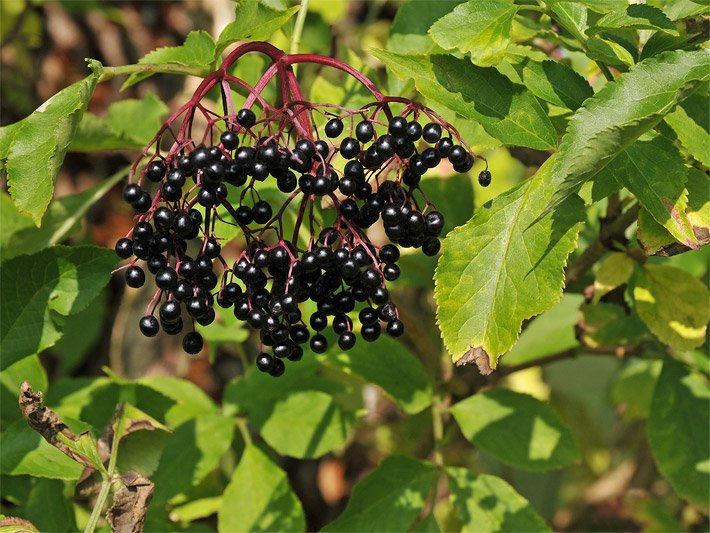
[450,389,581,471]
[372,49,557,150]
[322,455,435,532]
[649,358,710,507]
[434,157,581,369]
[633,264,709,350]
[540,49,710,220]
[429,0,518,67]
[218,445,305,533]
[0,246,116,370]
[447,468,550,532]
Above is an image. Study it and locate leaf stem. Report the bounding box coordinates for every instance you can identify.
[84,404,127,533]
[98,63,207,83]
[289,0,310,74]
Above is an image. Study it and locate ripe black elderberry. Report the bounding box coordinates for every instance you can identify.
[113,41,491,373]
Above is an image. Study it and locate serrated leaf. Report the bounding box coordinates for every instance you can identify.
[589,4,679,36]
[122,31,215,89]
[633,264,708,350]
[322,455,435,532]
[218,446,305,533]
[664,85,710,167]
[434,157,582,369]
[607,135,695,245]
[1,167,128,260]
[648,358,710,507]
[451,389,580,471]
[586,36,635,68]
[562,0,627,13]
[151,414,234,503]
[612,359,662,420]
[663,0,709,21]
[637,168,710,254]
[550,2,587,40]
[225,358,359,459]
[515,59,594,110]
[541,49,710,220]
[0,246,116,370]
[447,468,550,532]
[216,0,300,57]
[593,252,634,302]
[0,420,84,479]
[56,430,106,473]
[6,73,99,225]
[321,335,432,415]
[371,49,557,150]
[429,0,518,67]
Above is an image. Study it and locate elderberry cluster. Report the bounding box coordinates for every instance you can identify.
[114,45,490,376]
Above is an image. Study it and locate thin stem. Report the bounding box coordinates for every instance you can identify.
[289,0,310,67]
[99,63,207,83]
[84,404,126,533]
[431,395,445,468]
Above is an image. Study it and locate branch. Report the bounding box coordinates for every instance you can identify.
[565,202,640,287]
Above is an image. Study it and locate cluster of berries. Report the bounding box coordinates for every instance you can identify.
[114,43,490,376]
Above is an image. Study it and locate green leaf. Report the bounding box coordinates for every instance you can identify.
[579,303,648,350]
[429,0,518,67]
[450,389,581,471]
[0,420,84,479]
[0,246,116,370]
[135,375,217,427]
[541,49,710,219]
[648,358,710,507]
[589,4,679,36]
[171,496,223,524]
[226,358,359,459]
[593,252,634,302]
[6,72,99,225]
[612,359,662,420]
[218,446,305,533]
[447,468,550,532]
[322,455,435,532]
[71,92,168,151]
[549,2,588,41]
[387,0,463,56]
[1,167,128,260]
[0,356,47,425]
[55,430,106,473]
[216,0,300,57]
[371,50,557,150]
[435,157,582,369]
[663,0,709,21]
[501,293,583,368]
[606,135,695,245]
[23,478,77,532]
[151,414,234,503]
[633,264,709,350]
[563,0,627,13]
[53,289,107,374]
[122,31,215,89]
[586,36,635,68]
[664,85,710,167]
[515,59,593,111]
[321,335,432,415]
